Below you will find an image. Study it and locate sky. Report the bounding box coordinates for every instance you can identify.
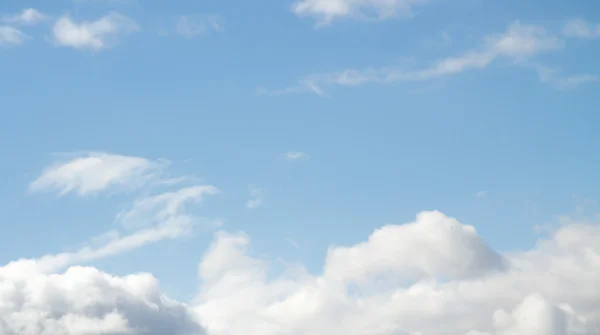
[1,0,600,334]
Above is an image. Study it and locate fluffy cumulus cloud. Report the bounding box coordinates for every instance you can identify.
[30,152,167,196]
[0,266,203,335]
[1,210,600,334]
[51,13,139,50]
[292,0,428,25]
[193,211,600,335]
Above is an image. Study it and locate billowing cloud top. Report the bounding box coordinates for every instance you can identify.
[1,209,600,334]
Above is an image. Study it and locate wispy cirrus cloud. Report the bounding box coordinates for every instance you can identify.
[284,151,310,161]
[259,21,599,96]
[175,15,223,38]
[245,188,264,209]
[50,12,139,50]
[30,152,167,196]
[562,18,600,38]
[17,152,222,279]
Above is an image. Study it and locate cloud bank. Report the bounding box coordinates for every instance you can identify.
[1,209,599,334]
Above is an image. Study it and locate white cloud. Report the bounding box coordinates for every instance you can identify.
[193,211,600,335]
[2,184,220,280]
[175,15,223,38]
[51,13,139,50]
[475,191,488,198]
[116,185,220,230]
[534,64,599,90]
[284,151,310,161]
[1,210,600,334]
[0,26,27,46]
[0,266,204,335]
[563,19,600,38]
[261,21,567,95]
[292,0,429,25]
[30,152,166,196]
[2,8,46,25]
[245,188,264,209]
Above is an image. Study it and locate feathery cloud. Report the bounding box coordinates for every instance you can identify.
[30,152,166,196]
[260,21,572,95]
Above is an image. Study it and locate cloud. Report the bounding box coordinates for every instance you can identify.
[30,152,167,196]
[51,13,139,50]
[284,151,310,161]
[116,185,220,230]
[261,21,568,95]
[533,63,599,90]
[475,191,488,198]
[0,266,204,335]
[563,19,600,38]
[0,26,27,46]
[2,8,46,25]
[245,188,264,209]
[323,211,507,284]
[194,211,600,335]
[291,0,429,26]
[2,184,219,281]
[175,15,223,38]
[1,210,600,334]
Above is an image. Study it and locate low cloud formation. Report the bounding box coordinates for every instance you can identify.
[1,8,46,25]
[51,13,139,50]
[0,266,204,335]
[1,211,599,334]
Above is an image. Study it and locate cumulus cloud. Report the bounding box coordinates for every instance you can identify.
[0,266,204,335]
[292,0,429,25]
[562,19,600,38]
[193,211,600,335]
[2,206,600,334]
[261,21,571,95]
[30,152,166,196]
[0,26,27,46]
[2,8,46,25]
[51,13,139,50]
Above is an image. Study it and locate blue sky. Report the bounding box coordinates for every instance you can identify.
[1,1,600,334]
